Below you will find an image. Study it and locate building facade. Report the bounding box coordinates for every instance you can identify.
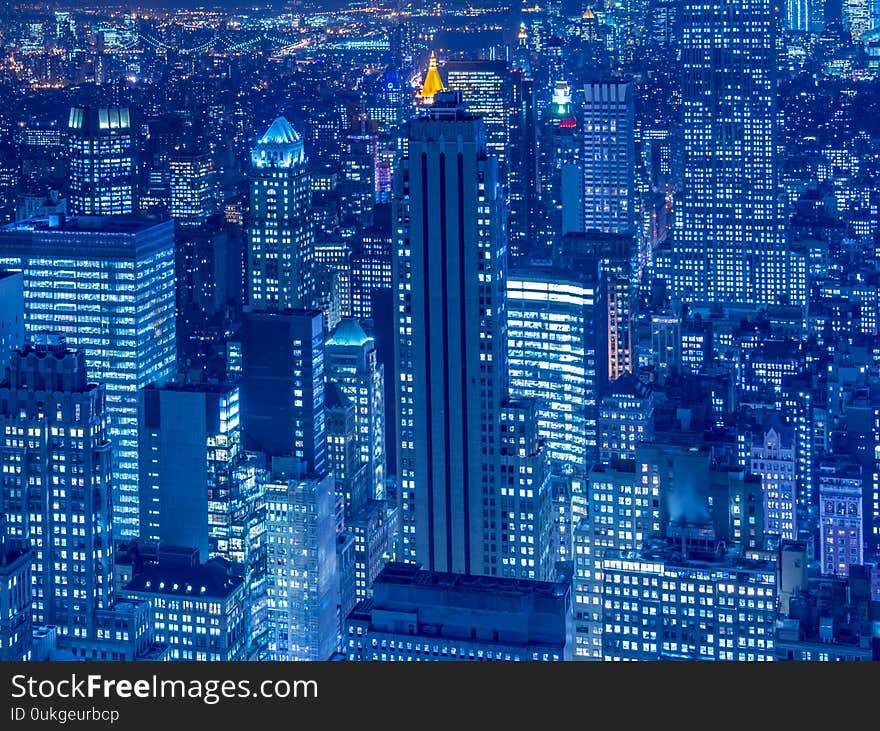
[0,215,176,538]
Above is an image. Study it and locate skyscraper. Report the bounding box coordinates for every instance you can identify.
[169,153,215,230]
[394,92,505,573]
[0,513,32,661]
[0,215,177,538]
[508,27,540,257]
[581,81,635,236]
[394,92,552,579]
[0,334,113,647]
[350,211,392,321]
[787,0,812,30]
[240,310,326,472]
[673,0,792,305]
[0,271,25,380]
[265,469,338,661]
[248,117,314,311]
[325,319,385,501]
[67,106,136,216]
[506,263,605,473]
[138,383,241,558]
[445,61,510,186]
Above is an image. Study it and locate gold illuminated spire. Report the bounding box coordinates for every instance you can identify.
[582,6,595,18]
[418,51,445,102]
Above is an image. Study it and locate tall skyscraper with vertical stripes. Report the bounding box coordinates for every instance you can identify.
[393,92,553,579]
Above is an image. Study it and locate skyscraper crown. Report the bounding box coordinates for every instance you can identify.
[251,116,306,169]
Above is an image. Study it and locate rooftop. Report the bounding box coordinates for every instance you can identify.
[3,214,167,235]
[374,562,568,599]
[124,560,243,600]
[327,318,371,348]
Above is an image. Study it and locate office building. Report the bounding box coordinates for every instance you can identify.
[325,319,385,501]
[265,470,339,661]
[325,380,369,519]
[325,381,389,600]
[819,463,864,577]
[138,383,241,559]
[345,562,571,661]
[67,106,136,216]
[746,416,798,541]
[787,0,811,30]
[340,116,379,227]
[169,153,215,230]
[507,263,605,474]
[0,271,24,381]
[240,309,326,471]
[248,117,315,311]
[0,335,113,646]
[350,212,392,321]
[598,374,654,464]
[601,534,777,661]
[572,461,647,660]
[672,0,793,305]
[395,92,548,576]
[581,81,635,236]
[0,215,177,538]
[498,399,555,581]
[123,551,246,661]
[444,61,510,185]
[508,28,540,256]
[0,514,32,661]
[559,231,637,381]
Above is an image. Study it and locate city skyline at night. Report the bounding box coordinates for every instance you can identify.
[0,0,879,666]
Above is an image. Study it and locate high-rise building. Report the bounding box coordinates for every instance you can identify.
[345,562,572,661]
[350,210,393,321]
[325,381,389,600]
[0,334,114,647]
[0,271,25,381]
[572,461,645,660]
[325,380,369,521]
[787,0,811,30]
[600,535,777,661]
[581,81,635,236]
[265,469,338,661]
[169,153,215,230]
[393,92,508,574]
[819,463,864,577]
[325,319,385,502]
[138,383,241,559]
[240,310,326,472]
[0,513,32,661]
[746,416,798,541]
[67,106,136,216]
[506,262,605,474]
[843,0,871,39]
[597,374,654,464]
[248,117,314,311]
[444,61,510,186]
[559,232,638,381]
[498,399,555,581]
[508,28,540,257]
[123,551,247,661]
[340,115,378,227]
[672,0,794,305]
[0,215,176,539]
